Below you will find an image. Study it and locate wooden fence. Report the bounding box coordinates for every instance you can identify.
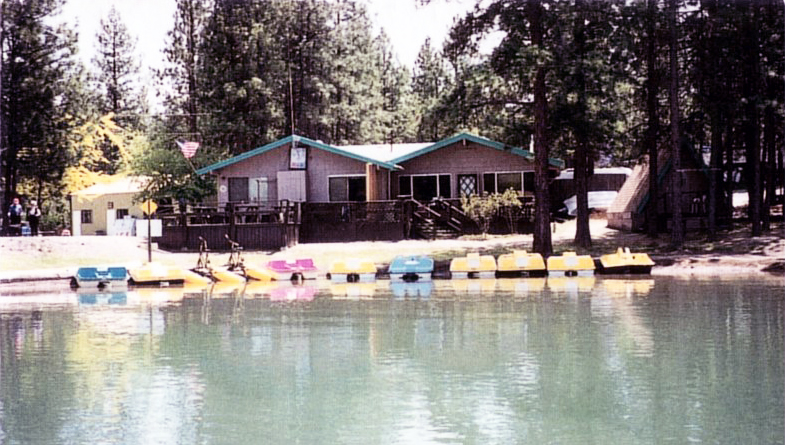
[155,201,300,251]
[300,201,407,243]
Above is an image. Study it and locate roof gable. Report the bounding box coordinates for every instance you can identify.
[196,135,401,174]
[390,133,565,168]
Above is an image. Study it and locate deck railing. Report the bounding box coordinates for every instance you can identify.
[156,200,300,251]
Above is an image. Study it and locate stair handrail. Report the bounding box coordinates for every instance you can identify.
[431,198,474,229]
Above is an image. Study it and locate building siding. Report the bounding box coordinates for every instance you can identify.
[71,192,145,235]
[213,141,376,204]
[391,141,537,197]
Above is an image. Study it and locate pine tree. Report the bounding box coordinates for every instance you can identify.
[322,0,383,144]
[159,0,209,139]
[374,30,416,143]
[412,37,449,141]
[93,6,143,129]
[1,0,81,211]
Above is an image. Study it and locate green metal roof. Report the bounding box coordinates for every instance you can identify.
[389,132,565,169]
[196,132,565,175]
[196,135,401,174]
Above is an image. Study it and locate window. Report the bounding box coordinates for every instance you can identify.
[483,173,496,194]
[523,172,535,192]
[250,177,269,203]
[228,177,249,202]
[107,201,114,209]
[497,172,522,193]
[81,210,93,224]
[329,176,366,202]
[483,172,530,195]
[116,209,129,219]
[398,176,411,197]
[399,174,451,201]
[439,175,452,199]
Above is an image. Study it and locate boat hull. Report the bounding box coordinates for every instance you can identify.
[597,265,653,275]
[329,259,377,282]
[74,267,129,289]
[547,252,595,276]
[450,254,497,279]
[497,251,547,277]
[389,255,434,282]
[598,248,655,275]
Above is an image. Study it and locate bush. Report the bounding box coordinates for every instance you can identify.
[461,189,524,236]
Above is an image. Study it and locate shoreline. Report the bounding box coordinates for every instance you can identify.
[1,218,783,286]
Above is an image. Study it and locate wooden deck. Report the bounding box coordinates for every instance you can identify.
[155,201,300,251]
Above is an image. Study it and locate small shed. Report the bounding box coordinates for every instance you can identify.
[70,175,148,236]
[607,146,709,232]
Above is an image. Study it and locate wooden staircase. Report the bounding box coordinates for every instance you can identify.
[410,198,475,239]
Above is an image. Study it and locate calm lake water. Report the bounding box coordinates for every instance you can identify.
[0,277,782,444]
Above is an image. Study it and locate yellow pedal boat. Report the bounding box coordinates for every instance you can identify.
[328,259,377,282]
[496,250,547,277]
[449,253,496,279]
[598,248,655,274]
[128,262,186,286]
[547,251,595,276]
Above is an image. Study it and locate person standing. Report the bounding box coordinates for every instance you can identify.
[7,197,23,236]
[27,200,42,236]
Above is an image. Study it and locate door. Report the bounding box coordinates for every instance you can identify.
[458,174,478,196]
[277,170,307,202]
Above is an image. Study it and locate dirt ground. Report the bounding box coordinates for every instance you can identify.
[1,217,783,279]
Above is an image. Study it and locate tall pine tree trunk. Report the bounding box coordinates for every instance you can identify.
[743,7,762,236]
[186,0,199,137]
[574,0,591,248]
[528,0,552,256]
[708,109,722,237]
[706,0,721,238]
[763,102,775,231]
[668,0,683,248]
[645,0,660,238]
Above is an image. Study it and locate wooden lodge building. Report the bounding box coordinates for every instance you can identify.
[196,133,563,206]
[150,133,564,250]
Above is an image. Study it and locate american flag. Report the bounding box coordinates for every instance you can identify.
[177,140,200,158]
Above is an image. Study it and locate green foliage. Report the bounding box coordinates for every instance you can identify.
[461,189,523,236]
[130,134,220,204]
[92,6,145,129]
[1,0,83,208]
[412,37,450,141]
[497,188,523,234]
[461,192,498,236]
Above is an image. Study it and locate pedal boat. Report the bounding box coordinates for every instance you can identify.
[598,248,655,274]
[328,259,377,282]
[388,255,434,282]
[449,253,496,279]
[265,258,319,281]
[73,266,129,289]
[546,251,595,276]
[496,250,547,277]
[128,262,187,286]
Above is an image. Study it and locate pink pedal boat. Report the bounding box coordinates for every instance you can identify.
[265,259,319,281]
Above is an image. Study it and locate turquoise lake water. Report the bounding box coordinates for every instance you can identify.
[0,277,782,444]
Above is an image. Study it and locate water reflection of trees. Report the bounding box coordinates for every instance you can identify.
[1,280,782,443]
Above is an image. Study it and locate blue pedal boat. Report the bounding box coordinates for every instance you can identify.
[388,255,434,282]
[73,266,129,289]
